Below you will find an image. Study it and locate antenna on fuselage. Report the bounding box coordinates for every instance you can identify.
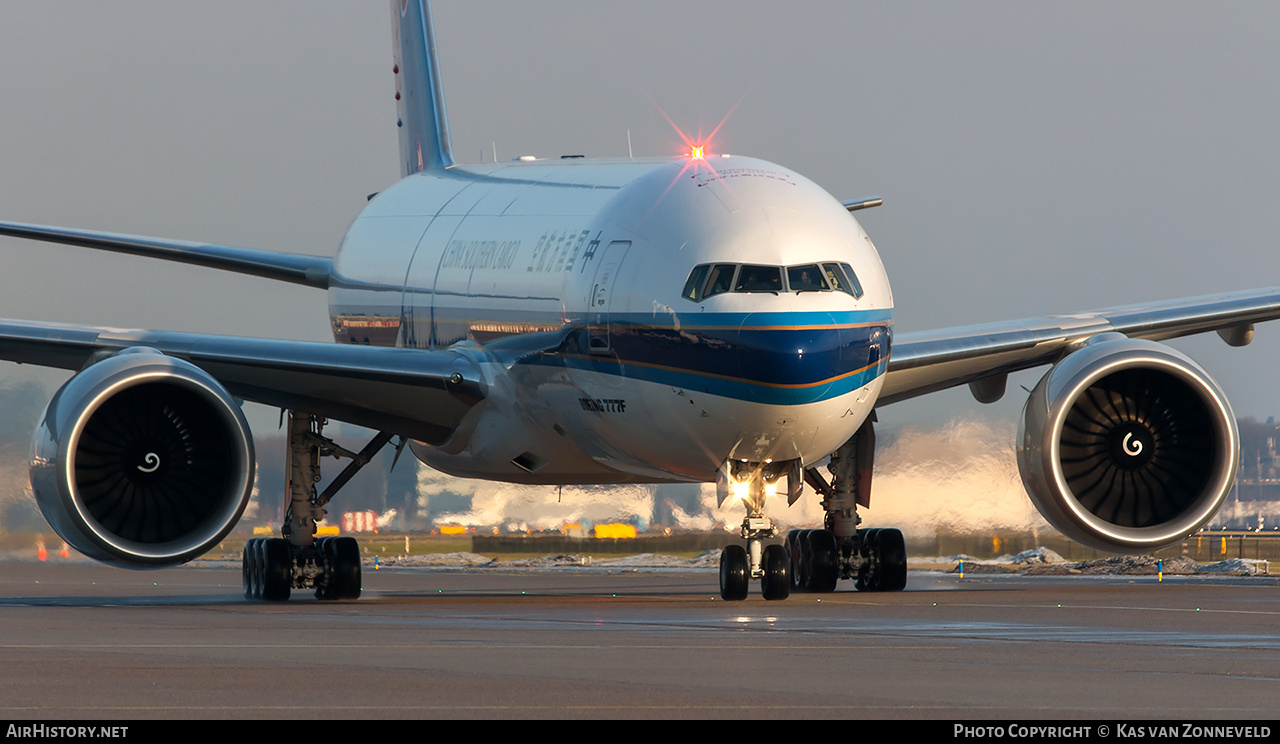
[392,0,455,174]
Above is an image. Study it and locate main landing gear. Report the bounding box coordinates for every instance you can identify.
[717,417,907,600]
[242,412,391,601]
[242,535,363,601]
[784,526,906,594]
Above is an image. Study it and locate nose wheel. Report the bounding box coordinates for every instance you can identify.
[718,515,792,601]
[718,542,791,601]
[719,545,749,601]
[760,543,790,600]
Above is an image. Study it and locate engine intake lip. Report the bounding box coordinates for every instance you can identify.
[1037,339,1238,550]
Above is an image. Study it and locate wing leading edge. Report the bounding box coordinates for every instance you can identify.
[882,286,1280,405]
[0,319,484,444]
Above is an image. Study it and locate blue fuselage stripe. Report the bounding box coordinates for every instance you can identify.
[424,307,894,405]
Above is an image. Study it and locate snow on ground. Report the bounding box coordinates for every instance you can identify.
[377,552,495,567]
[930,552,1270,576]
[1195,558,1271,574]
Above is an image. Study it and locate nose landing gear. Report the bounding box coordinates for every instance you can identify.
[717,462,792,601]
[717,519,792,601]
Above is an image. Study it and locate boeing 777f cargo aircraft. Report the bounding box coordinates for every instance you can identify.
[2,0,1279,601]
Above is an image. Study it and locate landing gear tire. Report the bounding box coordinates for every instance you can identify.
[242,538,260,600]
[807,529,839,593]
[243,537,292,601]
[330,536,362,600]
[315,536,362,600]
[761,544,790,600]
[786,529,806,591]
[260,538,292,601]
[854,528,876,592]
[855,527,907,592]
[788,527,808,591]
[314,537,333,600]
[719,544,749,601]
[875,528,908,591]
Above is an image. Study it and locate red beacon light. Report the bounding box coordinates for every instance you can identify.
[690,145,705,160]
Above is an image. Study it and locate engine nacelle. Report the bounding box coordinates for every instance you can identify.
[30,348,255,568]
[1018,336,1238,552]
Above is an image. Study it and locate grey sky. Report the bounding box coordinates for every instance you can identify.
[1,0,1278,438]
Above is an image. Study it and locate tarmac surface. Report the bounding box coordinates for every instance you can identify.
[0,559,1278,720]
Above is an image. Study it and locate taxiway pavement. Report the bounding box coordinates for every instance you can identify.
[0,560,1277,719]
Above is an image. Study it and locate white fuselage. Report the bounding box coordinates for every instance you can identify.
[328,155,892,484]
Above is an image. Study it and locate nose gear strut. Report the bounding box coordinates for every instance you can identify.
[717,460,794,601]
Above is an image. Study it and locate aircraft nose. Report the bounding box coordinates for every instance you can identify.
[736,313,847,404]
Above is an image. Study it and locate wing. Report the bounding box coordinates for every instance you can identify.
[881,286,1280,405]
[0,221,333,289]
[0,319,484,445]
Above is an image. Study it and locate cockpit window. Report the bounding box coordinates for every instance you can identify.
[821,263,848,294]
[682,261,865,301]
[703,264,737,298]
[734,265,784,293]
[787,264,828,293]
[683,264,710,301]
[838,263,865,299]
